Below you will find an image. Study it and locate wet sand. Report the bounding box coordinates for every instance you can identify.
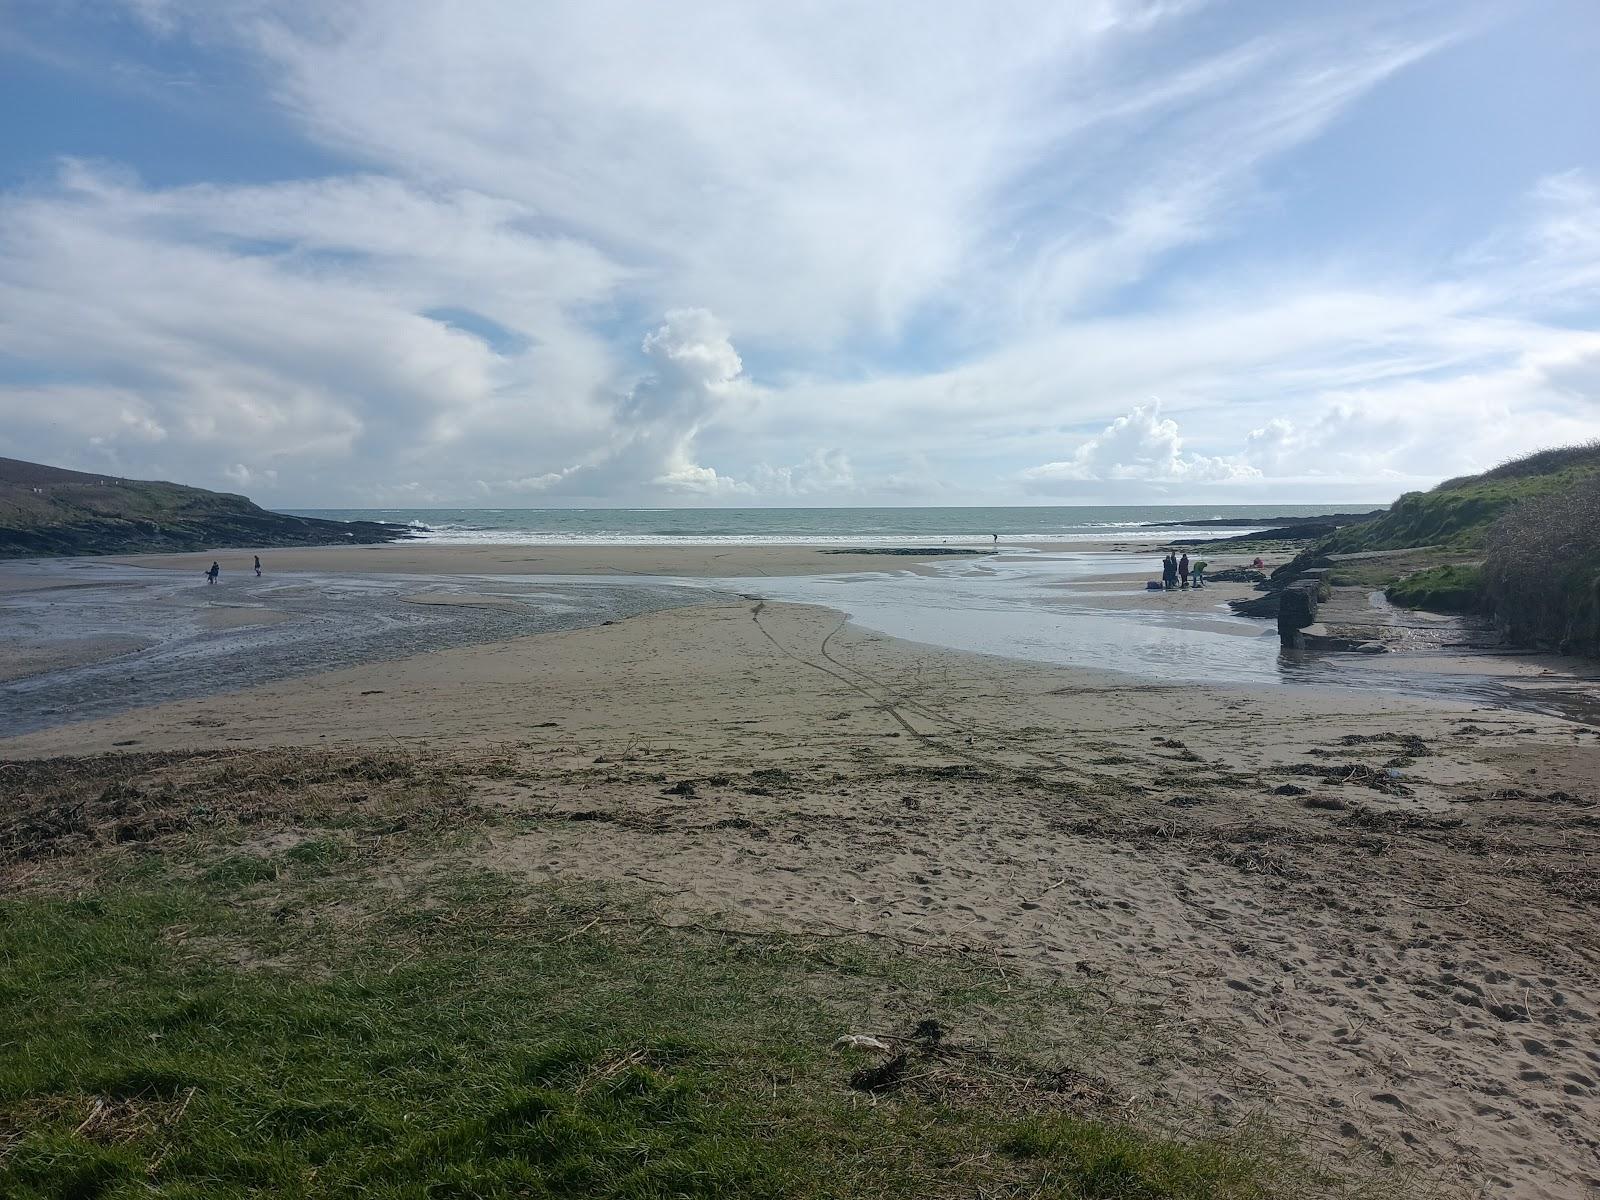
[4,544,1599,1195]
[0,559,713,737]
[0,635,150,683]
[101,541,1041,578]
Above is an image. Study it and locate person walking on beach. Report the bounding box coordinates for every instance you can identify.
[991,532,998,546]
[206,561,220,585]
[254,555,262,577]
[1179,553,1190,588]
[1193,559,1208,588]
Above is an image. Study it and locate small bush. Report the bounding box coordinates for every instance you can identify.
[1482,473,1600,656]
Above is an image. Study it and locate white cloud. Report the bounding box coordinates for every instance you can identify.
[0,164,624,497]
[224,462,277,489]
[0,5,1595,504]
[747,449,855,497]
[1022,402,1261,489]
[529,308,755,496]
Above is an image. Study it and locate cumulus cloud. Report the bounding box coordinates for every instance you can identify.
[747,449,856,498]
[500,309,755,497]
[1022,403,1260,490]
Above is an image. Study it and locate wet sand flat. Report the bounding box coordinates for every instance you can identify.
[103,541,1033,578]
[0,635,150,682]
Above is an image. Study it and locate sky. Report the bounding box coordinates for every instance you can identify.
[1,1,1597,508]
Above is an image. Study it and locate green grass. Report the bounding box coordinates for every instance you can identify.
[1383,564,1483,613]
[0,875,1324,1200]
[1317,465,1600,556]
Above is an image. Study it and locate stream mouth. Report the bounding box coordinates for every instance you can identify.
[728,552,1600,722]
[4,552,1597,739]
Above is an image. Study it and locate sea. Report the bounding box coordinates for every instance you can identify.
[285,504,1367,546]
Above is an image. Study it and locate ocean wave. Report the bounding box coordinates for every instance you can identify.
[404,527,1259,547]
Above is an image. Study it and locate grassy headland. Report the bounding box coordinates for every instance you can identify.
[0,457,409,558]
[1319,444,1600,556]
[1270,441,1600,654]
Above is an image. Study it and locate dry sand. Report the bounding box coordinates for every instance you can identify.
[7,591,1600,1197]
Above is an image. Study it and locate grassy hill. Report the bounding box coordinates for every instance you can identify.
[1317,443,1600,555]
[0,458,409,558]
[1281,441,1600,656]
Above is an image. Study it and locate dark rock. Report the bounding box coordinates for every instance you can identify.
[1278,580,1321,636]
[1229,592,1281,618]
[1155,511,1385,531]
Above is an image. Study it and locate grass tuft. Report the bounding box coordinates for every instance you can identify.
[1383,564,1483,613]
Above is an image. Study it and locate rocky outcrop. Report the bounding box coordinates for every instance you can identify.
[1206,567,1268,584]
[1229,568,1332,643]
[1155,510,1385,530]
[1277,579,1322,638]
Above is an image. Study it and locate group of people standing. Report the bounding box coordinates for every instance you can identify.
[1161,551,1204,589]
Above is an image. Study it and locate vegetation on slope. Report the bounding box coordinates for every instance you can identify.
[1319,441,1600,555]
[0,457,408,558]
[1382,564,1483,613]
[1481,472,1600,657]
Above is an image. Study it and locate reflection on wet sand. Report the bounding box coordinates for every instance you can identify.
[5,548,1598,739]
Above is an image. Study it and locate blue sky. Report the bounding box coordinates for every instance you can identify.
[1,0,1597,505]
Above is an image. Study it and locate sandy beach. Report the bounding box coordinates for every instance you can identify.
[5,544,1600,1197]
[101,541,1029,578]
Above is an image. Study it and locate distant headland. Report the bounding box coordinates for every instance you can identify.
[0,457,413,558]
